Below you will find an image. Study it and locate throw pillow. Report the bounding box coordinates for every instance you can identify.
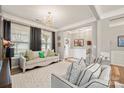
[47,49,56,57]
[95,55,104,64]
[25,50,35,61]
[85,54,94,66]
[33,51,40,58]
[76,63,101,87]
[65,58,86,85]
[77,57,86,66]
[39,51,45,58]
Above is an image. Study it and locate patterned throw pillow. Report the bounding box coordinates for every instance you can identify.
[46,49,56,57]
[95,56,103,64]
[33,51,40,58]
[76,63,101,87]
[65,58,86,85]
[85,54,94,66]
[25,50,35,61]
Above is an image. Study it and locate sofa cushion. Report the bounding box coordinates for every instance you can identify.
[77,57,86,66]
[33,51,40,58]
[76,63,101,87]
[65,58,86,85]
[26,58,46,65]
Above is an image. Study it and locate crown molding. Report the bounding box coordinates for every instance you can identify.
[109,17,124,27]
[89,5,101,20]
[99,7,124,19]
[92,6,124,20]
[57,17,96,31]
[2,12,58,32]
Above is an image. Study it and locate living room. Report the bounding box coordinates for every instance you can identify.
[0,4,124,89]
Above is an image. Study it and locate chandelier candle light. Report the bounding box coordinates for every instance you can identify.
[44,12,53,27]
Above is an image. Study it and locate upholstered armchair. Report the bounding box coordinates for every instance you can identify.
[51,65,111,88]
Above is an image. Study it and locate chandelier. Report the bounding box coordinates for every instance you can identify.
[43,12,53,27]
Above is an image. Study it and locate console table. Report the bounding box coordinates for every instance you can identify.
[0,59,12,88]
[68,48,86,59]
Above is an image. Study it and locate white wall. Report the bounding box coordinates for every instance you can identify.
[69,30,92,48]
[57,22,97,60]
[97,19,124,56]
[111,50,124,66]
[97,19,109,56]
[110,25,124,50]
[56,31,64,60]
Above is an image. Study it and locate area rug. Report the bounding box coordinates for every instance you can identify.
[11,61,71,88]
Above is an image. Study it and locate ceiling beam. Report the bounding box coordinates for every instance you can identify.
[88,5,101,20]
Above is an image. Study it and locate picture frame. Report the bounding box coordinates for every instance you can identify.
[74,39,84,47]
[118,35,124,47]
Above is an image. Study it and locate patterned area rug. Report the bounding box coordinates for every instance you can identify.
[11,61,71,88]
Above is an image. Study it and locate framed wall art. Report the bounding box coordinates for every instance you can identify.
[118,35,124,47]
[74,39,84,47]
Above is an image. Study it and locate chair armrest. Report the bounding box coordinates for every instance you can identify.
[19,56,26,69]
[80,79,109,88]
[51,74,77,88]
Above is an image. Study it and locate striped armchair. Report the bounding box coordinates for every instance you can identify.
[51,65,111,88]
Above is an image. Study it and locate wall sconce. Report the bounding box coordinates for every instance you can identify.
[87,41,92,46]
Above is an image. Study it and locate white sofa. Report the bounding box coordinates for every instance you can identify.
[20,51,59,72]
[51,65,111,88]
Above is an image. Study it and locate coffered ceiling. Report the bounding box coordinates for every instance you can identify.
[2,5,124,31]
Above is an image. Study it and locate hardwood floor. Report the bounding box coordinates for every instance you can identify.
[11,68,22,75]
[110,64,124,88]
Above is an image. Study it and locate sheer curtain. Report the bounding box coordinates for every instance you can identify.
[11,23,30,56]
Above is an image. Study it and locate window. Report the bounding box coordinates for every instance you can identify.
[11,23,30,56]
[41,30,52,51]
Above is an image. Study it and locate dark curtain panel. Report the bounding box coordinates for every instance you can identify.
[52,32,55,52]
[3,20,11,40]
[30,27,41,51]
